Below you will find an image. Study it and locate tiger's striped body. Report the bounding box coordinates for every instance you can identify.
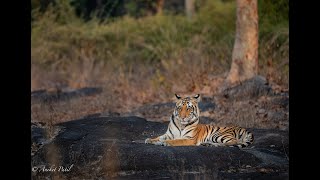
[145,94,254,148]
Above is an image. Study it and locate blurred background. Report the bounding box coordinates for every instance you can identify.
[31,0,288,124]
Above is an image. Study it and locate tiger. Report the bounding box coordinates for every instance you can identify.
[145,94,254,148]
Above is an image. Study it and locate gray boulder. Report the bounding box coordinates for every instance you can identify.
[31,116,289,180]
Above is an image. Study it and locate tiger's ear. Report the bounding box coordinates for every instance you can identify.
[175,94,181,100]
[193,94,200,102]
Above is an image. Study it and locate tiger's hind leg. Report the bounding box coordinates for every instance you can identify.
[224,139,240,147]
[200,138,239,147]
[224,139,248,148]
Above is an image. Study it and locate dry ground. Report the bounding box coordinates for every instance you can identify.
[31,75,288,130]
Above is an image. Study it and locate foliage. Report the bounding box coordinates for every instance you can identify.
[31,0,288,104]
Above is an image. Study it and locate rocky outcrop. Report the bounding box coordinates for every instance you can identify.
[31,87,102,104]
[31,116,289,180]
[221,76,274,100]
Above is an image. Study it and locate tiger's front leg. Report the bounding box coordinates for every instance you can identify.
[145,134,168,146]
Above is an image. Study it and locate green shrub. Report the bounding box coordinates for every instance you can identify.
[32,0,288,89]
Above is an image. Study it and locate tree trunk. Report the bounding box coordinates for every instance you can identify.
[156,0,164,15]
[226,0,258,85]
[185,0,195,19]
[96,0,103,18]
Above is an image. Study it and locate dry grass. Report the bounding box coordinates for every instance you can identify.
[207,94,289,130]
[31,0,288,125]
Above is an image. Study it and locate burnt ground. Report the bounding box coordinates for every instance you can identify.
[31,87,103,104]
[32,116,288,180]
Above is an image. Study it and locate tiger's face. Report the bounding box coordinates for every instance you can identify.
[174,94,200,125]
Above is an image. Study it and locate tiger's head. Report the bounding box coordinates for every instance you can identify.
[173,94,200,125]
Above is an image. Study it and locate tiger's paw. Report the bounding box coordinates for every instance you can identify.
[153,141,170,146]
[145,138,152,144]
[161,141,170,146]
[154,141,165,146]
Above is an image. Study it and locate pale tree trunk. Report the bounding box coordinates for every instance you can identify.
[226,0,258,85]
[156,0,164,15]
[185,0,195,19]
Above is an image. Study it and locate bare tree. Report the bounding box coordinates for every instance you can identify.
[185,0,195,19]
[226,0,258,85]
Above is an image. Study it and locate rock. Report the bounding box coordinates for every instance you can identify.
[31,87,103,104]
[271,94,289,110]
[267,111,287,122]
[31,116,289,179]
[222,76,273,100]
[31,122,65,157]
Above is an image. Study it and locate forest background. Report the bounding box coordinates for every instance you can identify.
[31,0,288,124]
